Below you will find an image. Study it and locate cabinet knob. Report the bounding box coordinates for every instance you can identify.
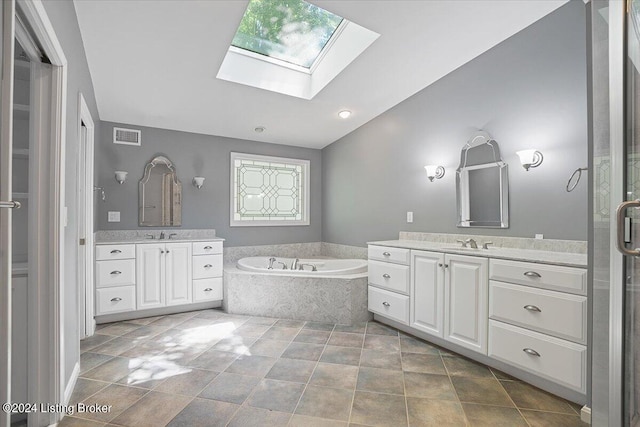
[523,305,542,313]
[160,250,165,254]
[382,301,391,307]
[204,246,213,249]
[382,273,391,279]
[204,264,212,268]
[382,252,391,257]
[524,271,541,278]
[166,250,170,254]
[523,348,541,357]
[110,297,122,302]
[204,288,213,292]
[438,263,443,267]
[444,264,449,268]
[110,271,122,275]
[110,249,122,254]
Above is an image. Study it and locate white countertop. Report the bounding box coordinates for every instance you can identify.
[367,239,587,268]
[96,237,225,245]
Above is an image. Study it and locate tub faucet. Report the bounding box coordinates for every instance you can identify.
[275,261,288,270]
[268,257,276,269]
[465,238,478,249]
[291,258,300,270]
[298,263,317,272]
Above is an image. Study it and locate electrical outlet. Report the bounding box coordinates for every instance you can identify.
[407,211,413,223]
[535,234,544,239]
[108,211,121,222]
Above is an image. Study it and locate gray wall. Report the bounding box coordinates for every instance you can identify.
[41,1,101,390]
[96,122,322,247]
[322,1,588,247]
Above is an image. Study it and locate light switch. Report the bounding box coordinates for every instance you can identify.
[407,211,413,223]
[108,211,121,222]
[535,234,544,239]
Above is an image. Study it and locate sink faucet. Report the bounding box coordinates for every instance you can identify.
[291,258,300,270]
[465,238,478,249]
[146,234,155,240]
[169,233,178,240]
[159,231,165,240]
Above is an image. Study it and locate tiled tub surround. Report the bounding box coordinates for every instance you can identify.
[66,308,587,427]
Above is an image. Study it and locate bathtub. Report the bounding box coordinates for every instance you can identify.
[237,256,367,276]
[224,256,370,324]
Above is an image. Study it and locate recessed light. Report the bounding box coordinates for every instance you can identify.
[338,110,352,119]
[254,126,266,133]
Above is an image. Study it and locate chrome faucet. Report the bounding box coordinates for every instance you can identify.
[168,233,178,240]
[159,231,166,240]
[298,263,317,272]
[146,234,155,240]
[291,258,300,270]
[465,238,478,249]
[275,261,288,270]
[482,241,493,250]
[456,239,467,248]
[268,257,276,269]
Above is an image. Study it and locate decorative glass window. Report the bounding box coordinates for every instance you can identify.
[231,0,344,69]
[230,153,310,226]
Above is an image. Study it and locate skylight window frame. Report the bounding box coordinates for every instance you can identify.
[229,17,349,75]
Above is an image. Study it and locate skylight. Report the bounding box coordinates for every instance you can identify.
[231,0,344,69]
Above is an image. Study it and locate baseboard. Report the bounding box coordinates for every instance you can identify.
[581,406,591,424]
[63,361,80,405]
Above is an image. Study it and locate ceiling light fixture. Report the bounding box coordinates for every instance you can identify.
[254,126,265,133]
[338,110,352,119]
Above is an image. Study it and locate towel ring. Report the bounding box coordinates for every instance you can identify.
[566,167,588,192]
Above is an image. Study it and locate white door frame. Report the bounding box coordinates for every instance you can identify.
[15,0,67,425]
[77,92,95,339]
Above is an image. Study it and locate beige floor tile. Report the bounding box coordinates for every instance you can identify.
[401,352,447,374]
[91,337,138,356]
[77,384,147,423]
[227,406,291,427]
[356,367,405,395]
[275,319,306,328]
[190,349,239,371]
[266,358,316,383]
[295,385,354,421]
[261,326,302,341]
[289,414,348,427]
[80,352,113,375]
[234,323,272,337]
[80,334,114,353]
[68,378,110,405]
[110,391,191,427]
[211,336,257,355]
[452,377,514,407]
[407,397,467,426]
[282,342,325,361]
[248,338,291,358]
[463,403,528,426]
[501,380,576,413]
[359,349,402,370]
[121,325,169,341]
[366,322,399,336]
[81,357,141,383]
[225,354,277,377]
[166,398,238,427]
[363,335,400,352]
[245,316,278,326]
[309,363,359,389]
[319,346,361,366]
[294,329,331,344]
[350,391,407,427]
[328,332,364,348]
[154,368,218,396]
[97,322,141,337]
[399,334,440,355]
[246,379,306,413]
[199,372,260,404]
[333,323,367,334]
[443,355,494,378]
[520,409,588,427]
[404,372,457,400]
[303,322,336,332]
[58,416,106,426]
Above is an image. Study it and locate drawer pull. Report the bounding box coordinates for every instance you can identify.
[110,271,122,275]
[523,305,542,312]
[204,264,213,268]
[524,271,541,278]
[382,252,391,257]
[382,273,391,279]
[204,288,213,292]
[110,297,122,302]
[204,246,213,249]
[523,348,541,357]
[110,249,122,254]
[382,301,391,307]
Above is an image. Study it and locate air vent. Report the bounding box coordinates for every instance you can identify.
[113,127,141,146]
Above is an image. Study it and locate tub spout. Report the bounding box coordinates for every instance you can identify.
[298,263,317,272]
[291,258,299,270]
[275,261,288,270]
[268,257,276,270]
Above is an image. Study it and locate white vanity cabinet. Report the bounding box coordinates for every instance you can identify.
[137,242,193,309]
[367,245,410,324]
[95,244,137,315]
[411,250,488,355]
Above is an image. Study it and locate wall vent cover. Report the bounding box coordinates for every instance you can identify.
[113,127,141,146]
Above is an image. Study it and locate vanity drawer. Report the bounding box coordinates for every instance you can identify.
[96,285,136,315]
[96,244,135,261]
[193,254,223,279]
[489,259,586,295]
[368,245,410,265]
[96,259,136,288]
[489,281,587,344]
[193,278,223,302]
[488,320,586,393]
[368,260,410,294]
[193,241,223,256]
[368,286,409,325]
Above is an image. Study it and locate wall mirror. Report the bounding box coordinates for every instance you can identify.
[139,155,182,226]
[456,131,509,228]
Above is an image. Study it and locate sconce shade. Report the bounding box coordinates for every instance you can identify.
[114,170,128,184]
[193,177,205,189]
[516,149,543,171]
[424,165,445,182]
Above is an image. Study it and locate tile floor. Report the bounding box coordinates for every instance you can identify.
[57,309,587,427]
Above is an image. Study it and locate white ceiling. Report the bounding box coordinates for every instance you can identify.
[73,0,568,149]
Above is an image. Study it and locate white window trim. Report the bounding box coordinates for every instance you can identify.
[230,152,310,227]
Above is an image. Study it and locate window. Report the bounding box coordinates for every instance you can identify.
[231,0,344,70]
[230,152,310,226]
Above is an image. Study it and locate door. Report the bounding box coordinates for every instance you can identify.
[444,254,488,354]
[411,250,444,337]
[165,242,192,306]
[136,244,165,309]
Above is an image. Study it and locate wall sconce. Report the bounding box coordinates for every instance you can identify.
[424,165,445,182]
[192,177,205,189]
[114,171,128,184]
[516,149,543,171]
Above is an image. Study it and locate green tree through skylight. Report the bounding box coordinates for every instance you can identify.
[232,0,343,68]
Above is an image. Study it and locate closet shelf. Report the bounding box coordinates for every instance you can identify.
[13,103,29,120]
[13,192,28,199]
[13,148,29,158]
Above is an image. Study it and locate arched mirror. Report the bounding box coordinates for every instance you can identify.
[139,155,182,226]
[456,131,509,228]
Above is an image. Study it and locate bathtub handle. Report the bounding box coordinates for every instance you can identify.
[382,274,391,279]
[204,288,213,292]
[382,301,391,307]
[382,252,391,257]
[204,264,212,268]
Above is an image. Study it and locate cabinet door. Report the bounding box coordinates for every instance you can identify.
[165,242,192,306]
[136,244,165,309]
[444,254,488,354]
[411,250,445,337]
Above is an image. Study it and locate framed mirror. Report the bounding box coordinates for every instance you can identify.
[139,155,182,226]
[456,131,509,228]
